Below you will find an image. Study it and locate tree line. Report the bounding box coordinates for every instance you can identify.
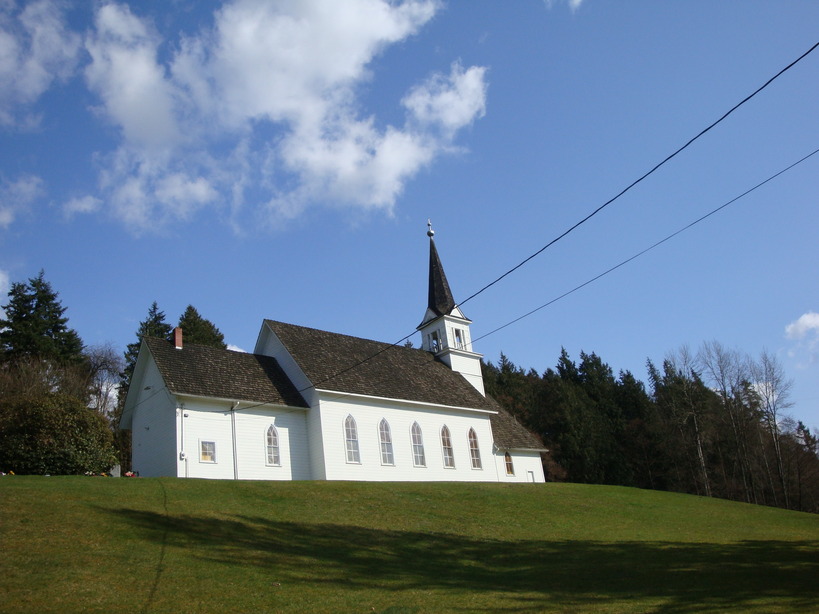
[2,270,818,514]
[0,271,225,475]
[483,344,819,513]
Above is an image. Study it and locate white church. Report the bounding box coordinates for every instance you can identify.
[121,226,546,482]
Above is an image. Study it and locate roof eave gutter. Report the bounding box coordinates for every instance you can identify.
[173,392,308,411]
[315,388,498,415]
[494,443,550,453]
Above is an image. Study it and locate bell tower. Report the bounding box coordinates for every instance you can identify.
[417,221,485,396]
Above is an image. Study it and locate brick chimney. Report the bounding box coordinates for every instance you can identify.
[173,327,183,349]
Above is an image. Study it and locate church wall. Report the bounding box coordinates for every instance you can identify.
[255,325,327,479]
[442,352,486,396]
[174,398,310,480]
[306,405,327,480]
[177,400,235,480]
[234,407,311,480]
[131,359,178,478]
[493,449,546,483]
[317,392,500,482]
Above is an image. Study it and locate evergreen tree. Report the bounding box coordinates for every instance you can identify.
[176,305,226,349]
[0,271,83,364]
[121,301,172,389]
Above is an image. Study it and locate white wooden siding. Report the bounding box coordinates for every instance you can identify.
[233,407,311,480]
[176,397,310,480]
[316,392,500,482]
[130,360,178,477]
[494,449,546,483]
[255,325,326,478]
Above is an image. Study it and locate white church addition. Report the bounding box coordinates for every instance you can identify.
[120,224,547,482]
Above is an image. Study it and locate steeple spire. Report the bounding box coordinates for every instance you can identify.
[416,220,485,395]
[426,220,456,318]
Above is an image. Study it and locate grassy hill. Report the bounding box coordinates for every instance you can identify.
[1,477,817,613]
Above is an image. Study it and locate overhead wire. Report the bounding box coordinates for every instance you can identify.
[291,39,819,394]
[293,143,819,409]
[145,41,819,409]
[471,146,819,346]
[456,38,819,310]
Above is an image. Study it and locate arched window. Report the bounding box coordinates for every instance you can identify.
[266,425,280,466]
[441,425,455,468]
[344,415,360,463]
[379,419,394,465]
[505,452,515,476]
[411,422,426,467]
[468,428,482,469]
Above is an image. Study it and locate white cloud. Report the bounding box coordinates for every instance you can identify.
[0,174,44,228]
[403,61,488,136]
[543,0,584,11]
[786,312,819,340]
[227,344,246,353]
[785,312,819,367]
[84,3,179,150]
[78,0,487,233]
[0,268,8,319]
[63,195,102,217]
[0,0,80,126]
[175,0,439,126]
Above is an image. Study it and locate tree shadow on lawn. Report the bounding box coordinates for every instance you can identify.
[109,507,819,613]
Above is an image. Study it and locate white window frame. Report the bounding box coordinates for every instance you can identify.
[199,440,216,463]
[411,422,426,467]
[344,415,361,464]
[379,419,394,466]
[266,425,281,467]
[468,428,482,470]
[441,425,455,469]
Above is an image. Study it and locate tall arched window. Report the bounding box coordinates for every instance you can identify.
[441,425,455,468]
[411,422,426,467]
[505,452,515,476]
[344,415,360,463]
[379,419,394,465]
[266,425,280,466]
[468,428,482,469]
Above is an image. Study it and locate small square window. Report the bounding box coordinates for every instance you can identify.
[200,441,216,463]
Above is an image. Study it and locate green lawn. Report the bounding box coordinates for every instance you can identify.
[1,477,817,613]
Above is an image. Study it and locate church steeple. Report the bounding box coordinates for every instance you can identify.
[417,221,485,396]
[425,220,456,320]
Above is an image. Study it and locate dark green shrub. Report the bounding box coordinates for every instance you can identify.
[0,394,117,475]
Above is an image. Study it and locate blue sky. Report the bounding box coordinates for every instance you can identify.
[2,0,819,430]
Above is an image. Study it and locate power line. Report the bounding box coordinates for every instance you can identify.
[291,40,819,393]
[472,145,819,346]
[303,144,819,399]
[456,39,819,310]
[174,145,819,413]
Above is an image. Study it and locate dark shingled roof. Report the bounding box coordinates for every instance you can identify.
[144,336,308,408]
[264,320,543,449]
[489,403,546,451]
[266,320,498,411]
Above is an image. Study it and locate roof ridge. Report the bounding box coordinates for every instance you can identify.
[264,318,415,351]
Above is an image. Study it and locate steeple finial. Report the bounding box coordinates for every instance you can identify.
[427,219,434,238]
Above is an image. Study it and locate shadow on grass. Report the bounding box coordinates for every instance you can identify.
[110,507,819,613]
